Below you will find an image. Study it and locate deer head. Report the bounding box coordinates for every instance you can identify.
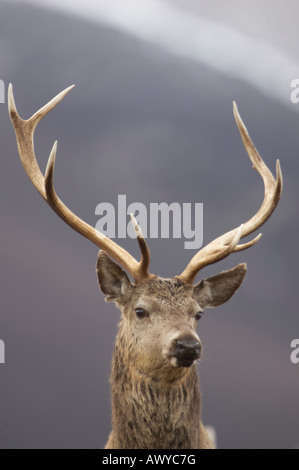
[8,84,282,380]
[97,251,248,381]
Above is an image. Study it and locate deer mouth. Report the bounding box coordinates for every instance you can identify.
[177,356,197,368]
[175,351,200,368]
[168,352,200,368]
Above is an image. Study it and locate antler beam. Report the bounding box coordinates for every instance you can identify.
[8,84,153,284]
[178,102,283,285]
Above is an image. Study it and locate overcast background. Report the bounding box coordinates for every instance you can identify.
[0,0,298,449]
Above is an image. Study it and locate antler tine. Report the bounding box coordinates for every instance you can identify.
[130,214,151,277]
[9,84,152,284]
[232,102,283,241]
[178,102,282,285]
[8,84,75,199]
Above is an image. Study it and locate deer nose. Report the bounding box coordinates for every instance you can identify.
[174,336,202,368]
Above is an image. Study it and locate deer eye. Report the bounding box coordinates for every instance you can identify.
[135,308,149,319]
[195,312,202,321]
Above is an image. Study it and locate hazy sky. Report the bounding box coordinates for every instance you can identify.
[24,0,299,107]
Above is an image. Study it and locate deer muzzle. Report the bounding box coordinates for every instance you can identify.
[171,335,202,368]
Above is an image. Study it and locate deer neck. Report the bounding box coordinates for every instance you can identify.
[109,339,202,449]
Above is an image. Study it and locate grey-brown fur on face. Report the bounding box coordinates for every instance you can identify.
[97,251,247,449]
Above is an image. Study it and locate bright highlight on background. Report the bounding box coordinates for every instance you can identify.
[24,0,299,107]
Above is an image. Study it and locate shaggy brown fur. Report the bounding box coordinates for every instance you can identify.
[97,251,247,449]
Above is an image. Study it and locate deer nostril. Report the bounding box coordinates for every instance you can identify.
[175,338,201,353]
[175,339,186,350]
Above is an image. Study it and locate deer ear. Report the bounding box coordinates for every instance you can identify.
[192,263,247,309]
[96,251,133,303]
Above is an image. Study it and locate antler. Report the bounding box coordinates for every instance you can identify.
[178,102,283,285]
[8,84,153,284]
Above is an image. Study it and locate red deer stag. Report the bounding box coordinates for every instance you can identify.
[9,84,282,449]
